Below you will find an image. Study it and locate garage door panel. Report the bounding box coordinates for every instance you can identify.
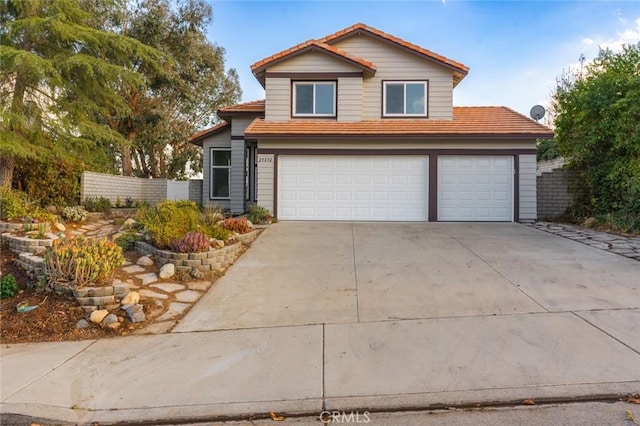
[278,155,427,221]
[438,156,513,222]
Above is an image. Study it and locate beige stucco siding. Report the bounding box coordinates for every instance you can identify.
[256,153,275,214]
[267,51,362,73]
[265,78,290,121]
[518,154,537,221]
[332,36,454,119]
[202,130,231,210]
[337,77,363,121]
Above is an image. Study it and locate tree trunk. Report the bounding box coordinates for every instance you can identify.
[0,155,15,188]
[121,142,133,176]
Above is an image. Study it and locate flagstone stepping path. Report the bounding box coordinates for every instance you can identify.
[528,222,640,261]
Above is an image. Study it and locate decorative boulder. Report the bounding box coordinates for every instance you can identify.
[137,256,154,266]
[89,309,109,324]
[159,263,175,279]
[121,291,140,306]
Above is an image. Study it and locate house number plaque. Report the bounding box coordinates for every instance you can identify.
[257,155,273,163]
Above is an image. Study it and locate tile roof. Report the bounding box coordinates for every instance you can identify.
[244,107,553,139]
[319,23,469,86]
[218,99,266,114]
[188,121,229,146]
[251,40,377,85]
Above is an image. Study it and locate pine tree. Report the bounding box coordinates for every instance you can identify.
[0,0,165,187]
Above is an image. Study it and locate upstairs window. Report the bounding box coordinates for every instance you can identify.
[383,81,427,117]
[293,82,336,117]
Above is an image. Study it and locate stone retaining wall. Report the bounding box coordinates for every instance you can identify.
[1,233,56,256]
[15,252,45,281]
[135,229,260,274]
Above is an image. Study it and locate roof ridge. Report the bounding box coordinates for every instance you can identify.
[318,22,469,74]
[250,38,376,74]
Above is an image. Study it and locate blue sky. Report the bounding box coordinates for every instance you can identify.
[206,1,640,122]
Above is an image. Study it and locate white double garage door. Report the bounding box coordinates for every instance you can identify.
[278,155,514,222]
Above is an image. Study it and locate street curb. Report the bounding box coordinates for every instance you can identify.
[2,383,639,425]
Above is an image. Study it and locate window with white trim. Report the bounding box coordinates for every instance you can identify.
[383,81,427,117]
[210,148,231,199]
[293,82,336,117]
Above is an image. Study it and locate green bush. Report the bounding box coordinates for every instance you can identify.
[247,204,272,225]
[0,187,57,224]
[114,232,142,251]
[136,200,202,249]
[13,157,83,207]
[62,206,88,222]
[204,224,231,241]
[45,236,124,289]
[0,274,19,299]
[83,197,112,215]
[0,187,29,220]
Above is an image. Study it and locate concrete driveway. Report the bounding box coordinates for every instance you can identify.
[176,222,640,331]
[4,223,639,424]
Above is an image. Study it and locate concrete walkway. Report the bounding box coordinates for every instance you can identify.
[1,223,639,425]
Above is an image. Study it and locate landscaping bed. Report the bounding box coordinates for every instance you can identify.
[0,197,271,344]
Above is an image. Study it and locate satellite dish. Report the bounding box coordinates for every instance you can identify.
[530,105,545,121]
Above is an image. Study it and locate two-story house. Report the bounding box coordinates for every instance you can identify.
[190,23,553,222]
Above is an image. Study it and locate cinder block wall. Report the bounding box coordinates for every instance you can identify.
[81,172,169,205]
[536,168,580,219]
[189,180,203,205]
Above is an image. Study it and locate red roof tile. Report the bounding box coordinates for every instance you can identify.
[319,23,469,85]
[244,107,553,139]
[218,99,266,113]
[188,121,229,146]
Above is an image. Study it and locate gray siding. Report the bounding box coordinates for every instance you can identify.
[231,117,256,137]
[265,78,290,121]
[230,140,245,214]
[518,154,537,222]
[332,36,454,120]
[202,129,231,210]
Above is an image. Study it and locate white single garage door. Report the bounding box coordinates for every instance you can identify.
[278,156,428,221]
[438,156,513,221]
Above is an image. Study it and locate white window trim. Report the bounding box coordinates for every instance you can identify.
[292,81,336,117]
[210,147,231,200]
[382,81,428,117]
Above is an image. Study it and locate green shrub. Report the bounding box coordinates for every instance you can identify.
[171,231,210,253]
[62,206,88,222]
[0,274,19,299]
[247,204,272,225]
[114,232,142,251]
[83,197,112,215]
[125,197,135,208]
[45,236,124,289]
[202,206,224,226]
[204,224,231,241]
[0,187,29,221]
[13,157,83,207]
[136,200,202,249]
